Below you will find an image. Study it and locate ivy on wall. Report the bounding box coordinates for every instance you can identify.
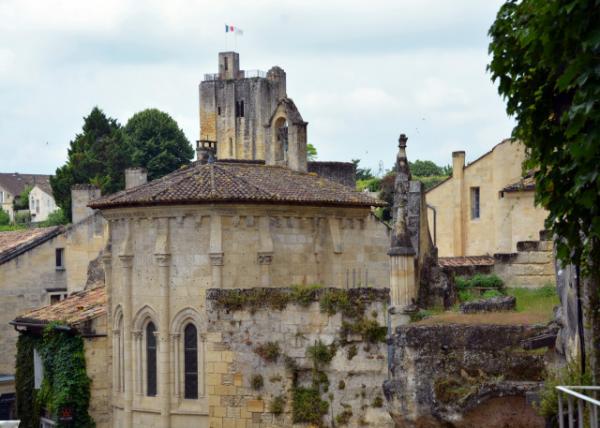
[15,323,94,428]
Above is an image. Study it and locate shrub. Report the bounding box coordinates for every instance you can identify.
[270,395,285,415]
[338,380,346,390]
[482,289,504,299]
[347,344,358,360]
[0,209,9,226]
[306,340,336,366]
[290,284,322,307]
[456,274,504,290]
[372,396,384,408]
[38,209,69,227]
[292,387,328,424]
[250,374,264,390]
[458,290,475,302]
[336,409,353,425]
[342,318,387,344]
[254,342,280,362]
[537,361,592,421]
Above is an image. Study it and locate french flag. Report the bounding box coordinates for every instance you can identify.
[225,24,243,35]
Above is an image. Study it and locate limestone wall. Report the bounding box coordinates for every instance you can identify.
[493,239,555,288]
[64,212,107,292]
[83,315,111,428]
[384,323,548,428]
[205,288,393,428]
[426,140,548,257]
[0,234,66,374]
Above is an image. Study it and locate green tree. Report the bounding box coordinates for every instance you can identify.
[38,209,69,227]
[351,159,375,181]
[13,185,32,211]
[307,143,317,161]
[489,0,600,380]
[51,107,131,220]
[124,109,194,181]
[409,160,443,177]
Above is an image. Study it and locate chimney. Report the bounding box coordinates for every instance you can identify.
[452,151,465,179]
[196,140,217,164]
[125,167,148,189]
[71,184,101,224]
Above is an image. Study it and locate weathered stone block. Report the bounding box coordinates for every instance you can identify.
[460,296,516,313]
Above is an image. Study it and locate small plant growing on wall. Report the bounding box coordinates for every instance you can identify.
[306,340,336,366]
[270,395,286,415]
[251,374,264,390]
[254,342,281,362]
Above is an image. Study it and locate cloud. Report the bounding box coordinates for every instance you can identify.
[0,0,514,175]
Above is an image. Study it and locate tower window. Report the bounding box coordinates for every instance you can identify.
[217,106,221,116]
[146,322,157,396]
[240,101,244,117]
[470,187,480,219]
[184,324,198,399]
[224,56,228,71]
[55,248,64,270]
[235,101,245,118]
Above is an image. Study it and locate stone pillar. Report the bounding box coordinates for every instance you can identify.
[209,214,224,288]
[154,218,171,428]
[118,219,134,428]
[388,134,417,328]
[171,333,181,400]
[258,216,274,286]
[452,151,466,256]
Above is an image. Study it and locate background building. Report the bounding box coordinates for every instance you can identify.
[0,173,53,221]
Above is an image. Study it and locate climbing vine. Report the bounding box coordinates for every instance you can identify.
[15,323,94,428]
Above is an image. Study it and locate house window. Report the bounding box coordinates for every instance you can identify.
[55,248,64,270]
[34,349,44,389]
[184,324,198,399]
[146,322,157,396]
[470,187,480,219]
[49,293,67,305]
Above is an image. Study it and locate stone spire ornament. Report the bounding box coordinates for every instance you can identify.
[388,134,415,257]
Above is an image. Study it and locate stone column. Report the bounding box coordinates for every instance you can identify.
[258,216,274,286]
[132,331,142,396]
[119,251,133,428]
[209,214,224,288]
[171,333,181,400]
[388,134,418,328]
[154,218,171,428]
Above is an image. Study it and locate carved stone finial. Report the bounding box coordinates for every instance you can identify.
[399,134,408,148]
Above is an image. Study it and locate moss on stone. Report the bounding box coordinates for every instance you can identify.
[335,409,353,425]
[251,374,264,390]
[307,340,336,366]
[270,394,286,415]
[347,344,358,360]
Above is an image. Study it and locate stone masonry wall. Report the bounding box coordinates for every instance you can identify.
[384,323,547,428]
[493,239,554,288]
[204,287,393,428]
[83,315,111,428]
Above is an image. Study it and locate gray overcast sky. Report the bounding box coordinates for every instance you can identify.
[0,0,514,175]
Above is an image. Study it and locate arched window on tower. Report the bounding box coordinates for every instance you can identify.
[184,323,198,399]
[146,322,157,396]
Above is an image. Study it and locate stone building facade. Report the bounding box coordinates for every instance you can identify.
[89,159,389,427]
[426,139,548,257]
[29,182,58,223]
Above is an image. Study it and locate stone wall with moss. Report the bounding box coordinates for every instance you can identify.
[205,287,393,427]
[384,323,549,428]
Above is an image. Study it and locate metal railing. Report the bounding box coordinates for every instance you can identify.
[556,386,600,428]
[203,73,219,81]
[242,69,266,78]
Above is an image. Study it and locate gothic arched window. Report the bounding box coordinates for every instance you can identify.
[184,323,198,399]
[146,322,157,396]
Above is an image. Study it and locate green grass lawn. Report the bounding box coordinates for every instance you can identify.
[506,285,559,320]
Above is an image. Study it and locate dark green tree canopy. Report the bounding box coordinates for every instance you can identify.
[124,109,194,181]
[488,0,600,266]
[50,107,130,219]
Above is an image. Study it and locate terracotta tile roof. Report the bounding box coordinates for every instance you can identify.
[89,161,385,209]
[502,171,536,193]
[0,226,63,265]
[438,256,495,268]
[13,286,106,327]
[0,173,51,197]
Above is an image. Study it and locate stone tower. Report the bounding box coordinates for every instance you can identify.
[199,52,308,171]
